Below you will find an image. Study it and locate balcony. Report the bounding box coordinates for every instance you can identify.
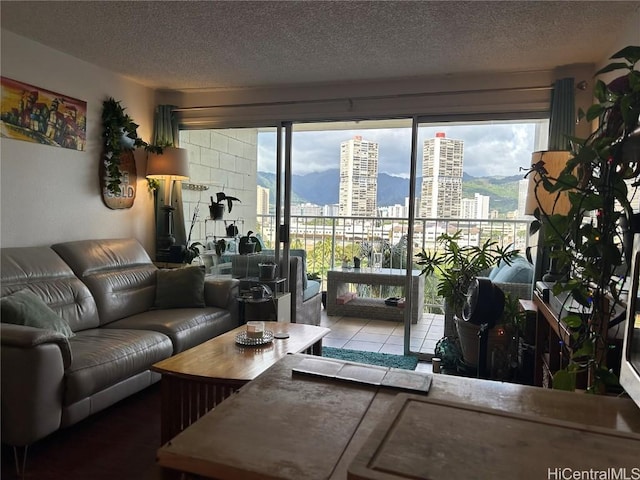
[255,214,531,314]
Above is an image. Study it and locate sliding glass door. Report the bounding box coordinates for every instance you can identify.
[179,117,548,358]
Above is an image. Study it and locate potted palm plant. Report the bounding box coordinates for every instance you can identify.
[416,230,519,364]
[416,231,519,323]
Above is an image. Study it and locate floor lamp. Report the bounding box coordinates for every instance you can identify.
[525,150,572,283]
[147,147,190,262]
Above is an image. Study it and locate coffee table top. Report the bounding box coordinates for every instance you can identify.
[157,354,640,480]
[151,322,329,382]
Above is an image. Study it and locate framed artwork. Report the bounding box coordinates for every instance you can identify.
[0,76,87,151]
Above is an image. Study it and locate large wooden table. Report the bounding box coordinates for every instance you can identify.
[157,354,640,480]
[151,322,329,444]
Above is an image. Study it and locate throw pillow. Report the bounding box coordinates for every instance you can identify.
[492,257,533,284]
[154,266,205,309]
[0,289,75,338]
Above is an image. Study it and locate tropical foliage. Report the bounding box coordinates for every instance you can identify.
[527,46,640,392]
[101,98,161,196]
[415,231,519,317]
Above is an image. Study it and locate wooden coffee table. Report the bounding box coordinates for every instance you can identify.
[151,322,330,443]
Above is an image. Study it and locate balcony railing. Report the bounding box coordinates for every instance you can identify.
[255,214,531,313]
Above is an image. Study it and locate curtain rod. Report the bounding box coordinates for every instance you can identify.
[172,84,556,112]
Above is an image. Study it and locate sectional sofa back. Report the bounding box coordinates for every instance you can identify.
[1,246,100,332]
[51,238,158,326]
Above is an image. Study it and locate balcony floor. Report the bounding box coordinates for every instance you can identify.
[319,308,444,372]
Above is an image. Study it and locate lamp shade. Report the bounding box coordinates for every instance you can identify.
[146,147,190,180]
[524,150,572,216]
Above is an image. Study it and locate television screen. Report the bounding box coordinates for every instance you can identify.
[620,234,640,408]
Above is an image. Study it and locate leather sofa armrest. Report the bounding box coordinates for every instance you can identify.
[204,277,240,322]
[1,323,69,446]
[1,323,72,369]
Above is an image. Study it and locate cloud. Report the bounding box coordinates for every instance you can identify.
[258,121,541,178]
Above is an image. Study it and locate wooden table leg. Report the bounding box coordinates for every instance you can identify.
[311,338,323,356]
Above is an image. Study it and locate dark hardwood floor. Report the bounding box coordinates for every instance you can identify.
[1,383,163,480]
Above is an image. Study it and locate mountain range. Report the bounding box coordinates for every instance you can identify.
[257,169,523,214]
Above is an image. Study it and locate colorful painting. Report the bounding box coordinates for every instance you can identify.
[0,76,86,151]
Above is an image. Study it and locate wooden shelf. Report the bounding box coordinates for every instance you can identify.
[533,291,612,390]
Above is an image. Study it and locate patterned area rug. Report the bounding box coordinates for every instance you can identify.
[322,347,418,370]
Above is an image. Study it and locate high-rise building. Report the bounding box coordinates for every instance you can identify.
[420,132,463,218]
[256,185,270,215]
[339,136,379,216]
[461,198,476,219]
[475,193,490,219]
[460,193,490,219]
[518,179,530,218]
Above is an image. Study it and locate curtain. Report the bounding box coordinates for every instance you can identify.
[153,105,187,250]
[153,105,179,146]
[548,77,575,150]
[534,78,575,281]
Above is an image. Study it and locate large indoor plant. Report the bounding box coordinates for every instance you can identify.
[527,46,640,392]
[416,231,519,341]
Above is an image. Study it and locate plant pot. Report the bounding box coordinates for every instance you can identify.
[321,291,327,309]
[209,203,224,220]
[443,299,458,340]
[455,316,511,369]
[258,262,278,280]
[226,222,238,237]
[238,241,256,255]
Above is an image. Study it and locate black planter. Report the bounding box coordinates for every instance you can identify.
[238,242,256,255]
[209,203,225,220]
[321,291,327,309]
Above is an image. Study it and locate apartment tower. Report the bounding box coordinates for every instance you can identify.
[339,136,379,216]
[256,185,270,215]
[420,132,463,218]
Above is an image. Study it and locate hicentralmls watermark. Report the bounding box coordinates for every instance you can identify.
[548,468,640,480]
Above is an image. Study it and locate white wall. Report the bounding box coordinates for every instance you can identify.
[179,128,258,246]
[0,30,156,250]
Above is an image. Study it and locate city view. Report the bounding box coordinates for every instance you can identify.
[252,120,543,298]
[256,121,546,220]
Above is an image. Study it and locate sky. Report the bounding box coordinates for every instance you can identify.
[257,120,548,178]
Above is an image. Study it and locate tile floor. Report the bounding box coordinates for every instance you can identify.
[319,308,444,365]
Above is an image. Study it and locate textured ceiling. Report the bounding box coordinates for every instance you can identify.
[1,1,638,91]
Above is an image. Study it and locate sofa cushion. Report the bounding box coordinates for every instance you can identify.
[492,256,533,284]
[64,328,172,405]
[204,277,238,309]
[52,239,157,325]
[154,266,205,309]
[488,262,506,280]
[304,279,321,302]
[1,246,100,332]
[104,307,237,354]
[1,289,75,338]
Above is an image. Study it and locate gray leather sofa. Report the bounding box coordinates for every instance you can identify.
[0,238,239,449]
[231,251,322,325]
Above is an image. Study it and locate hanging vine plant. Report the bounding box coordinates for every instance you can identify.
[102,97,163,196]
